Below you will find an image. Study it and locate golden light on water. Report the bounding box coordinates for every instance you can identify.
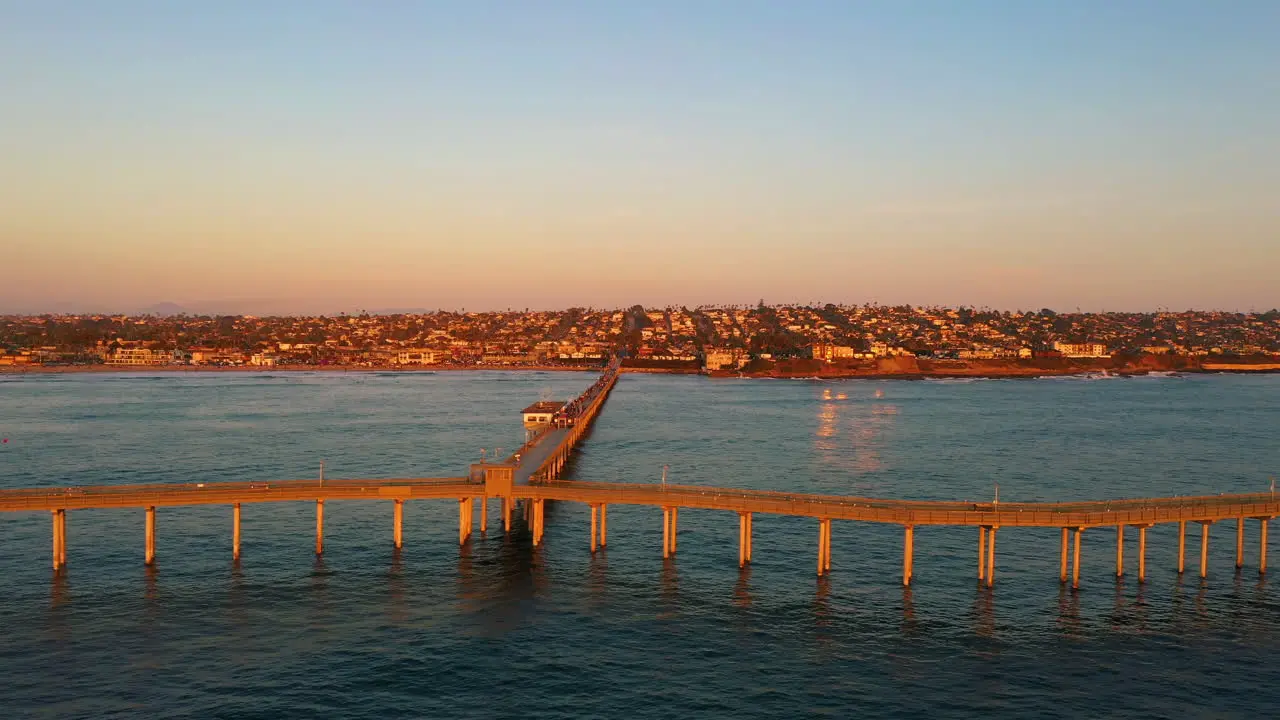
[813,388,898,474]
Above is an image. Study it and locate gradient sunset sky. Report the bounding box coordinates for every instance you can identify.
[3,1,1277,314]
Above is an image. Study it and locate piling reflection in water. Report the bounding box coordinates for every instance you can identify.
[733,565,753,611]
[659,557,679,618]
[900,586,917,635]
[1057,584,1082,637]
[972,587,995,638]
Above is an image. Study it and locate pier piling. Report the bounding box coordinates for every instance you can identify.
[600,504,607,547]
[985,527,997,587]
[1059,527,1068,583]
[590,504,599,553]
[1116,524,1124,577]
[145,506,156,565]
[978,526,987,582]
[1200,521,1211,579]
[817,518,832,576]
[662,508,670,558]
[233,503,241,560]
[51,510,64,571]
[672,508,679,553]
[903,525,914,586]
[662,507,677,557]
[1138,525,1147,582]
[1236,516,1245,569]
[1177,521,1186,574]
[315,500,324,555]
[738,513,746,567]
[1259,515,1269,571]
[393,500,403,549]
[528,499,544,546]
[1072,527,1083,589]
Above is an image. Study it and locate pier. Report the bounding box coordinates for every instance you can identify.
[4,478,1275,587]
[2,358,1275,590]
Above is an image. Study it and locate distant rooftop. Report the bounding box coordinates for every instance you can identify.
[522,401,567,414]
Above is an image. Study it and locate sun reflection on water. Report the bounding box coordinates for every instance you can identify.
[814,387,899,474]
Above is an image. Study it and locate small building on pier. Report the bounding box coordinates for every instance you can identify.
[522,401,566,428]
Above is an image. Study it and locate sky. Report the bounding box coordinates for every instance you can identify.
[2,1,1277,315]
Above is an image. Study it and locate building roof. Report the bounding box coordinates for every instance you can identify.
[521,401,567,414]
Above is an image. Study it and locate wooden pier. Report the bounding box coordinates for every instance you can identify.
[3,478,1274,587]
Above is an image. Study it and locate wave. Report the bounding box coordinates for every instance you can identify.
[1036,372,1125,382]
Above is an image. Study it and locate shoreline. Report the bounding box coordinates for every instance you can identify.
[2,363,1277,378]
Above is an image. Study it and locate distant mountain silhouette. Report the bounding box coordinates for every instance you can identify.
[136,302,189,316]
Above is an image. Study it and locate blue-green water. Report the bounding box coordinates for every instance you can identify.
[1,371,1278,718]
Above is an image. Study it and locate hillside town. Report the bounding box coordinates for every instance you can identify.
[2,305,1278,372]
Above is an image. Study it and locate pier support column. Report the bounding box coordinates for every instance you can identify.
[746,513,753,562]
[51,510,63,571]
[1200,521,1211,579]
[817,520,825,576]
[817,519,832,576]
[1072,527,1083,590]
[315,500,324,555]
[739,513,747,568]
[393,500,403,550]
[1059,528,1069,583]
[985,527,997,587]
[502,497,512,534]
[663,508,670,558]
[1116,524,1124,577]
[1177,521,1186,574]
[600,504,607,548]
[590,504,599,553]
[1259,515,1269,571]
[480,496,487,535]
[825,519,832,573]
[903,525,915,586]
[662,506,678,557]
[1236,516,1245,569]
[458,498,467,545]
[145,506,156,565]
[672,508,679,553]
[233,503,241,560]
[533,499,544,546]
[978,526,988,582]
[1138,525,1148,583]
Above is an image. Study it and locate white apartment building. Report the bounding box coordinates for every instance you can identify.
[1053,342,1109,358]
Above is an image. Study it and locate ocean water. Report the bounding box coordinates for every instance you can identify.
[1,371,1278,718]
